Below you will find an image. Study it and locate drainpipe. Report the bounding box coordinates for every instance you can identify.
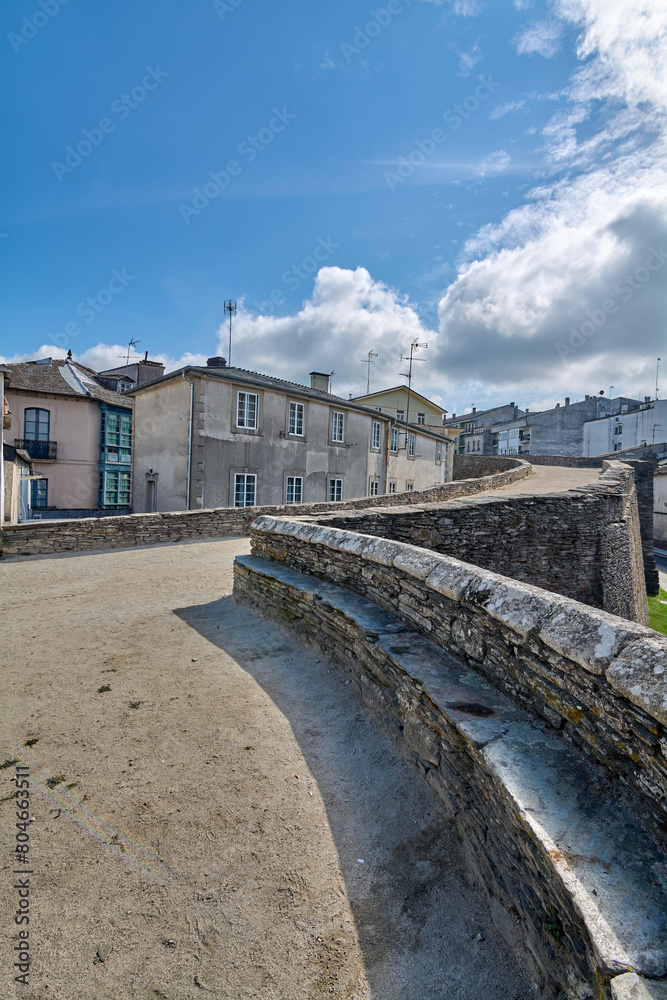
[181,371,195,511]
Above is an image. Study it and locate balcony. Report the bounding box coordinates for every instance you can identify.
[15,439,57,460]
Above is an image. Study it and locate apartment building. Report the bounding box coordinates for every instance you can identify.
[130,360,452,512]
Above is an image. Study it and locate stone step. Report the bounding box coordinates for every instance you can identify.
[235,553,667,997]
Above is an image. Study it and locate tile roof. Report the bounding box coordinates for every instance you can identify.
[3,359,132,407]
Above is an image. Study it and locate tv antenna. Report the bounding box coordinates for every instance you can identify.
[118,339,141,375]
[657,357,661,400]
[224,300,237,367]
[399,339,428,428]
[361,350,378,395]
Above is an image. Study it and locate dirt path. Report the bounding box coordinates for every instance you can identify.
[1,539,554,1000]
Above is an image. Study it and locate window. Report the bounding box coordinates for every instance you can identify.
[614,424,623,435]
[31,478,48,508]
[289,401,304,436]
[436,441,442,464]
[103,470,131,507]
[388,481,397,493]
[234,473,257,507]
[369,480,380,496]
[614,443,622,452]
[417,413,425,425]
[396,409,404,421]
[372,421,381,450]
[390,427,398,452]
[408,433,415,457]
[102,411,131,463]
[286,476,303,504]
[406,482,414,491]
[25,408,50,441]
[331,411,344,442]
[329,478,343,502]
[237,392,258,429]
[375,406,382,412]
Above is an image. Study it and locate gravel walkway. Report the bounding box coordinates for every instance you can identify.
[1,539,554,1000]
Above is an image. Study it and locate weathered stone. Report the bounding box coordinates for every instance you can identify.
[611,973,667,999]
[606,640,667,728]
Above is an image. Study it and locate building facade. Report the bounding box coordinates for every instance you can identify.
[352,385,447,429]
[584,398,666,457]
[443,403,526,455]
[3,358,133,518]
[131,362,452,513]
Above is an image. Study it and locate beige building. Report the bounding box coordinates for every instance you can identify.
[4,358,133,518]
[353,385,447,429]
[130,361,453,512]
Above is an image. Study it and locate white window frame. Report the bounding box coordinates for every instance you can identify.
[396,409,404,422]
[436,441,442,464]
[417,413,425,425]
[369,479,380,496]
[234,473,257,507]
[329,478,343,502]
[286,476,303,504]
[372,421,381,451]
[406,482,414,492]
[288,401,305,436]
[408,433,415,458]
[236,392,258,430]
[388,481,397,493]
[331,411,345,443]
[390,427,398,453]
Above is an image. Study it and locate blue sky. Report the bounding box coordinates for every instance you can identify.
[1,0,665,414]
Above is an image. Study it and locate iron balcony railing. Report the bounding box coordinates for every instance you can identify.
[15,439,57,460]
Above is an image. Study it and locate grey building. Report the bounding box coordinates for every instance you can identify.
[443,403,526,455]
[494,395,640,457]
[130,360,452,513]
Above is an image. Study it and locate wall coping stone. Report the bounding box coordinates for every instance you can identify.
[251,514,660,722]
[611,973,667,999]
[235,553,667,991]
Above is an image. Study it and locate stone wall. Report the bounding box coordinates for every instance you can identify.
[0,459,532,556]
[234,532,667,998]
[306,461,649,625]
[247,515,666,845]
[453,453,528,479]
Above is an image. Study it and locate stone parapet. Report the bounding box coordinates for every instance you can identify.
[234,551,667,1000]
[0,459,532,557]
[247,514,666,845]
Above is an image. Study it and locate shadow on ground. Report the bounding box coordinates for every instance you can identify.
[174,593,554,1000]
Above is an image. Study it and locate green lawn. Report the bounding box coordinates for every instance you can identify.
[648,588,667,636]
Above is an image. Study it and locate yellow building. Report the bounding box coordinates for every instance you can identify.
[353,385,446,429]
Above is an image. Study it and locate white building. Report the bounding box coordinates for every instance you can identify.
[583,399,666,457]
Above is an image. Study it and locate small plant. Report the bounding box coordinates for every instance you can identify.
[545,915,564,942]
[46,774,66,788]
[24,738,39,747]
[97,684,111,693]
[129,701,141,709]
[0,758,19,770]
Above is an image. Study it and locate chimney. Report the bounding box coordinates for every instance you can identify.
[565,397,570,406]
[206,356,227,368]
[472,406,477,414]
[310,371,330,393]
[510,402,515,407]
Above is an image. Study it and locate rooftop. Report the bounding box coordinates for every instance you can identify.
[3,359,132,407]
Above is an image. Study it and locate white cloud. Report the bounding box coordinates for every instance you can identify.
[456,42,483,76]
[514,19,564,58]
[0,343,208,374]
[475,150,511,177]
[220,267,435,398]
[451,0,485,15]
[432,0,667,405]
[489,100,527,119]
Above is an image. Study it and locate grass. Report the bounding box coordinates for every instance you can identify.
[648,588,667,636]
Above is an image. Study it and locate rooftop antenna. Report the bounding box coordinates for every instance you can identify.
[361,350,378,395]
[657,357,661,400]
[118,338,141,376]
[399,339,428,432]
[224,300,237,367]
